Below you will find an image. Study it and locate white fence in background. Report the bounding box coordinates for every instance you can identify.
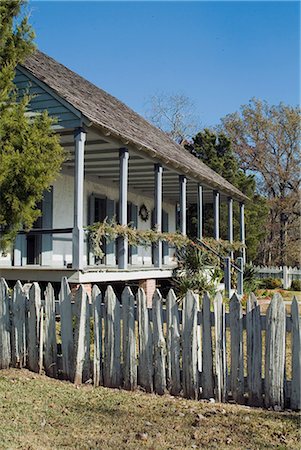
[254,266,301,289]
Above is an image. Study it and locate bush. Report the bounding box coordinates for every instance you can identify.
[290,279,301,291]
[260,277,282,289]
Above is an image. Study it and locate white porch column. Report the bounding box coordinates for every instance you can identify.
[154,163,163,268]
[197,183,203,240]
[118,147,129,269]
[179,175,187,235]
[72,128,86,270]
[239,202,246,264]
[228,197,234,258]
[213,190,220,240]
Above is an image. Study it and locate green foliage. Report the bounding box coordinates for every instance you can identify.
[87,218,243,260]
[185,129,268,262]
[173,245,223,298]
[242,263,261,294]
[0,1,65,250]
[290,280,301,292]
[260,278,283,290]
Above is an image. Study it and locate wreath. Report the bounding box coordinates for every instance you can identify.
[139,204,149,222]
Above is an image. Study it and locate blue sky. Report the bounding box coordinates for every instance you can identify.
[28,1,300,128]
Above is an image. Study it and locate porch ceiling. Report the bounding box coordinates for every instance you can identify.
[60,128,230,203]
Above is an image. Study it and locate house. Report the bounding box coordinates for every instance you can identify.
[0,50,247,294]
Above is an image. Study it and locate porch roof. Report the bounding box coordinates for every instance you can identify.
[21,50,247,202]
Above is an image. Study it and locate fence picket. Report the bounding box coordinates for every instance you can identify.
[27,283,41,373]
[0,278,11,369]
[229,293,244,403]
[122,286,137,391]
[74,286,90,385]
[265,293,286,409]
[166,289,181,396]
[59,277,74,381]
[92,285,102,387]
[202,292,214,399]
[44,283,57,378]
[246,293,262,406]
[137,288,153,393]
[12,281,26,368]
[153,289,166,395]
[291,297,301,410]
[214,292,227,402]
[182,290,199,400]
[103,286,121,388]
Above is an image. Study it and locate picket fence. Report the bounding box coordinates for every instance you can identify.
[0,277,300,410]
[254,265,301,289]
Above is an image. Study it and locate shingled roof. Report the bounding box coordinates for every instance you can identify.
[21,50,247,201]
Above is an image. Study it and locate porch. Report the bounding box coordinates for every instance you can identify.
[1,124,247,284]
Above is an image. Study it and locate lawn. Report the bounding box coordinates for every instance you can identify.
[0,369,300,450]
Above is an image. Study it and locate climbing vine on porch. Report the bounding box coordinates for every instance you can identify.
[87,218,244,261]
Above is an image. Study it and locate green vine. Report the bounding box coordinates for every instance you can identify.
[87,218,244,260]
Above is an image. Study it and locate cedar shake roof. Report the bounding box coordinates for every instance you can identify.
[21,50,247,201]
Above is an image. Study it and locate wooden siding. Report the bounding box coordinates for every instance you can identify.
[14,69,80,130]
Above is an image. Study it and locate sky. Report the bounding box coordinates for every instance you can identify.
[27,1,300,128]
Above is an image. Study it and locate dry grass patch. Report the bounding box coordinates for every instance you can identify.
[0,369,300,450]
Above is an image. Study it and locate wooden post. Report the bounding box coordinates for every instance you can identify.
[103,285,121,388]
[118,148,129,269]
[74,285,90,385]
[154,163,163,268]
[153,289,166,395]
[214,292,227,402]
[28,283,42,373]
[224,256,231,299]
[265,293,286,409]
[72,127,86,270]
[237,257,244,296]
[213,190,220,240]
[182,290,199,399]
[291,297,301,410]
[0,278,11,369]
[166,289,181,395]
[229,293,244,403]
[12,281,26,368]
[239,202,246,263]
[122,286,137,390]
[44,283,57,378]
[197,183,203,240]
[92,285,102,387]
[228,197,233,259]
[179,175,187,235]
[59,277,74,381]
[202,292,214,399]
[137,288,153,392]
[246,293,262,406]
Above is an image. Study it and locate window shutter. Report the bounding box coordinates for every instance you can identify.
[41,188,53,266]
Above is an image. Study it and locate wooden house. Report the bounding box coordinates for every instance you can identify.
[0,50,247,291]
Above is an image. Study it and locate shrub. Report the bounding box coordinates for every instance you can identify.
[290,279,301,291]
[260,277,282,289]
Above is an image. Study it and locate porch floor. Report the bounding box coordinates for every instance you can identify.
[0,263,177,283]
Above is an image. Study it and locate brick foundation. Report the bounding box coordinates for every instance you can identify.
[139,278,156,308]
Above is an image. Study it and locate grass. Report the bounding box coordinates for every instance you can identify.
[0,369,300,450]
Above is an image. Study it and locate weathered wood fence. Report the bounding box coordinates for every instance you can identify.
[0,277,300,410]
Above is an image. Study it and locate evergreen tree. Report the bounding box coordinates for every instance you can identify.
[0,1,65,250]
[186,129,268,262]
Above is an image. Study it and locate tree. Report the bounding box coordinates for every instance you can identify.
[145,92,200,143]
[0,1,64,250]
[221,99,301,266]
[185,129,268,262]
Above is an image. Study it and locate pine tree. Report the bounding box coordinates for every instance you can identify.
[0,1,65,250]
